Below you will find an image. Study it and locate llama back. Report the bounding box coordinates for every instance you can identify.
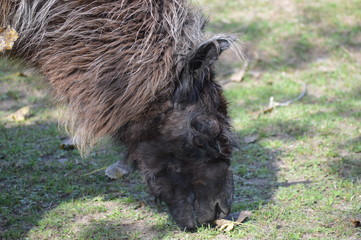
[0,0,209,150]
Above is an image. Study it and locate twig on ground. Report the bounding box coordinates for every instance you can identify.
[82,167,108,177]
[257,81,307,116]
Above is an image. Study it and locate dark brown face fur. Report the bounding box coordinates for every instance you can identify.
[133,108,234,230]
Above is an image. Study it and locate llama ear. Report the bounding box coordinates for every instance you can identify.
[173,38,232,104]
[189,38,232,70]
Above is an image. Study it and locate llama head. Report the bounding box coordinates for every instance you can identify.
[136,107,235,230]
[134,37,237,230]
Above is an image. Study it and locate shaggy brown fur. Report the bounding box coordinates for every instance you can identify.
[1,0,240,230]
[1,0,11,28]
[2,0,219,151]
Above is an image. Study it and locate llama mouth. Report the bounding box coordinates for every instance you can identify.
[172,200,231,231]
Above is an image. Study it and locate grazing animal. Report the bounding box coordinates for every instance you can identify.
[0,0,240,230]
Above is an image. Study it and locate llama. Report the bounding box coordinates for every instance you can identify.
[0,0,240,230]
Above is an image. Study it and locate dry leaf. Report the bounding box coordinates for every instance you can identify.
[215,211,252,232]
[229,58,250,83]
[60,138,76,150]
[351,216,361,227]
[230,68,246,82]
[236,210,252,223]
[0,26,19,52]
[6,106,31,121]
[214,219,241,232]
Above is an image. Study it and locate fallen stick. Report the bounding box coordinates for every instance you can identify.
[258,81,307,116]
[82,167,108,177]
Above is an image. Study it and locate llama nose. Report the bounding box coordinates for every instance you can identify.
[214,203,222,219]
[215,202,229,219]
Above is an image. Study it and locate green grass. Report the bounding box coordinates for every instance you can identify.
[1,0,361,239]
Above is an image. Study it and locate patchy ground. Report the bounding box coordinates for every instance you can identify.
[1,0,361,239]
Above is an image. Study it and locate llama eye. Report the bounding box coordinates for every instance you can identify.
[193,136,206,147]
